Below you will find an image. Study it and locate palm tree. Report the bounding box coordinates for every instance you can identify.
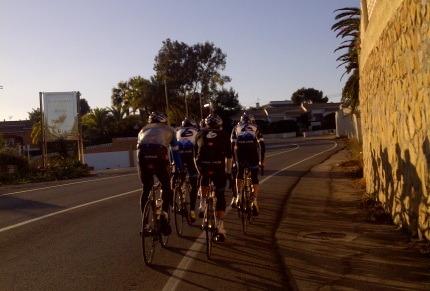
[331,7,361,114]
[107,104,128,136]
[30,121,42,145]
[82,107,111,144]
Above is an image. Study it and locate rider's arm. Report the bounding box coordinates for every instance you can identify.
[230,127,237,161]
[225,132,233,173]
[226,157,233,174]
[259,140,265,163]
[257,128,265,164]
[170,136,183,171]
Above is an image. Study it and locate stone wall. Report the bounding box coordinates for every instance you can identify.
[360,0,430,239]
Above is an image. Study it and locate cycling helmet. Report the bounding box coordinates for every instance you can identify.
[148,112,167,124]
[204,114,223,129]
[181,117,197,127]
[240,112,255,124]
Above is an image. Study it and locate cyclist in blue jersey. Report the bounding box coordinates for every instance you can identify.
[137,112,183,236]
[175,117,199,222]
[230,112,265,216]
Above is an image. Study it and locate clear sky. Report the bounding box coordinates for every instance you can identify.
[0,0,360,121]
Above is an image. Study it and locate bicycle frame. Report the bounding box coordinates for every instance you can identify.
[238,163,254,234]
[141,177,168,266]
[174,166,191,237]
[201,174,218,260]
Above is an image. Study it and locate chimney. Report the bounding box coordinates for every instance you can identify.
[256,102,260,109]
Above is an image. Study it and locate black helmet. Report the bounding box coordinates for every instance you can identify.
[148,112,167,124]
[240,112,255,124]
[181,117,197,127]
[205,114,223,129]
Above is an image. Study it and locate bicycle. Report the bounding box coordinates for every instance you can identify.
[173,166,192,237]
[200,173,219,260]
[236,162,252,234]
[237,162,263,234]
[140,177,169,266]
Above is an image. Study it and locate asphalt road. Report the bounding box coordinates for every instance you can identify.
[0,136,343,290]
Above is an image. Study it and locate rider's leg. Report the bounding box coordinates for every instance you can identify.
[137,151,153,213]
[250,167,260,198]
[188,162,199,211]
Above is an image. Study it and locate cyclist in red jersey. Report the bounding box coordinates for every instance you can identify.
[137,112,183,236]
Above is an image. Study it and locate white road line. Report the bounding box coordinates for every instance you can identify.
[0,189,140,233]
[0,173,136,197]
[266,145,299,157]
[163,140,338,290]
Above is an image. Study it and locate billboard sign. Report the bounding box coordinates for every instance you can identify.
[43,92,79,141]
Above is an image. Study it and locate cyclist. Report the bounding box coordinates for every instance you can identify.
[230,112,265,216]
[195,114,232,241]
[175,117,199,222]
[137,112,183,236]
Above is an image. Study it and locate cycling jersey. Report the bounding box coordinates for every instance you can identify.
[194,129,232,165]
[138,123,179,150]
[231,123,265,164]
[176,126,199,154]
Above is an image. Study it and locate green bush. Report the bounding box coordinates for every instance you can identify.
[33,157,91,181]
[0,153,90,185]
[0,148,29,182]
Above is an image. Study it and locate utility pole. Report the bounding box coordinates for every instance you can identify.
[164,79,170,126]
[184,88,188,117]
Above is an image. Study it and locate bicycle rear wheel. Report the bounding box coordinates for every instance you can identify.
[142,200,157,266]
[183,182,192,225]
[205,198,213,260]
[241,192,248,234]
[237,193,242,218]
[174,186,185,237]
[248,197,254,225]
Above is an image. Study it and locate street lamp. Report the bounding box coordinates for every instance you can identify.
[204,102,212,114]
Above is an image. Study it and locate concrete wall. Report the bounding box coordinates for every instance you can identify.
[83,137,138,170]
[360,0,430,239]
[84,133,301,170]
[84,150,137,170]
[335,108,362,142]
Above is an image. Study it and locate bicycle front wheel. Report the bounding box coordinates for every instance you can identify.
[142,200,157,266]
[174,186,185,237]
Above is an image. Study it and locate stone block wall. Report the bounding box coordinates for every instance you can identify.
[360,0,430,239]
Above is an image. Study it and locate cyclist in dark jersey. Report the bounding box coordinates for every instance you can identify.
[230,112,265,216]
[175,117,199,222]
[194,114,232,241]
[137,112,183,236]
